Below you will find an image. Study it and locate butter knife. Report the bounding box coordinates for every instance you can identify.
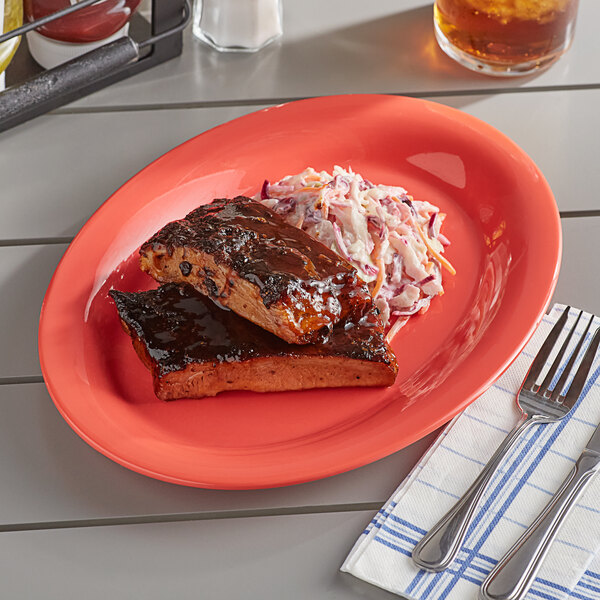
[480,403,600,599]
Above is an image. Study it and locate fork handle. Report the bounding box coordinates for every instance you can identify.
[412,413,537,572]
[479,450,600,600]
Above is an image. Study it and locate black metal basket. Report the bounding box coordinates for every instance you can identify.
[0,0,190,133]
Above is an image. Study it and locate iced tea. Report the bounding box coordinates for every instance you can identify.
[434,0,580,75]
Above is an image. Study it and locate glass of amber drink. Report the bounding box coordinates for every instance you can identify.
[434,0,580,76]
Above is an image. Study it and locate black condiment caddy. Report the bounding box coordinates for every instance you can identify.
[0,0,190,133]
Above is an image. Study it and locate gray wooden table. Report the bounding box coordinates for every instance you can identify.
[2,1,599,597]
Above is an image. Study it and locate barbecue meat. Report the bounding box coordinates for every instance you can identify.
[109,284,397,400]
[139,197,371,344]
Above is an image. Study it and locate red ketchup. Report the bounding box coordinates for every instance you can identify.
[24,0,142,43]
[24,0,142,69]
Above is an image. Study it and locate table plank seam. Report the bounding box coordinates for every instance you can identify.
[0,214,597,250]
[0,237,74,248]
[559,211,600,219]
[0,376,44,386]
[0,503,382,533]
[52,82,600,116]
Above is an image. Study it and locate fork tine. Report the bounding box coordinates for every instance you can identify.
[550,316,593,402]
[562,326,600,406]
[538,310,582,395]
[522,306,571,391]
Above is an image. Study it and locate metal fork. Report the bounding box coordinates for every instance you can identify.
[412,306,597,572]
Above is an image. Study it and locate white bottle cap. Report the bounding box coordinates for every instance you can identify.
[26,23,130,70]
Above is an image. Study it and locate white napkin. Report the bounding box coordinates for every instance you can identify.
[342,305,600,600]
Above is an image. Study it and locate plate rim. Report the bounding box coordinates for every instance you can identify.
[38,94,562,489]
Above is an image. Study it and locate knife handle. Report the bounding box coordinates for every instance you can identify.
[479,450,600,600]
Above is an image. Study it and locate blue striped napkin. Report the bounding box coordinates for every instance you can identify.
[342,305,600,599]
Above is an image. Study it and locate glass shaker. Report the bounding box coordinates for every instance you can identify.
[193,0,282,53]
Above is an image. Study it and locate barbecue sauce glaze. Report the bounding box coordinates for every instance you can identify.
[110,283,395,376]
[140,197,371,334]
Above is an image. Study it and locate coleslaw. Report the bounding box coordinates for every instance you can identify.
[257,166,455,338]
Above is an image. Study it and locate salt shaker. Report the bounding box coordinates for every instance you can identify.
[192,0,282,53]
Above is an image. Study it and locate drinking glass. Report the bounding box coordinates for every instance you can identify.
[434,0,580,76]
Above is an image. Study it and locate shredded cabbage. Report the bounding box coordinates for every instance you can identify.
[257,166,454,334]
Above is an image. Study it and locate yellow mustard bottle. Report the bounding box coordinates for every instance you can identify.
[0,0,23,89]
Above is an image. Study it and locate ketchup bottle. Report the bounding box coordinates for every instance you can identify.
[24,0,141,68]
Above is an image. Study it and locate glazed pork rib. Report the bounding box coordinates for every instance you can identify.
[139,197,371,344]
[110,284,397,400]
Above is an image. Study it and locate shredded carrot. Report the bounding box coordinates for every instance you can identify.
[305,174,322,182]
[297,185,324,193]
[320,195,329,219]
[392,195,454,274]
[391,194,414,204]
[372,257,386,298]
[386,317,407,342]
[416,225,456,275]
[369,238,386,298]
